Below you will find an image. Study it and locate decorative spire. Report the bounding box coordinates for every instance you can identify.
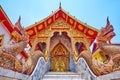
[15,16,21,27]
[59,2,61,9]
[107,16,110,25]
[15,16,23,31]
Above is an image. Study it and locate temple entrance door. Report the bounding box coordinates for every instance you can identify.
[50,43,70,72]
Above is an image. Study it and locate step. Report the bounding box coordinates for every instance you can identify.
[0,76,18,80]
[42,72,84,80]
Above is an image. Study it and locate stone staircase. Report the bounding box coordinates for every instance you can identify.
[42,72,84,80]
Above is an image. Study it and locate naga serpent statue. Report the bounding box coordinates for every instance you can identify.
[0,17,44,74]
[77,17,120,76]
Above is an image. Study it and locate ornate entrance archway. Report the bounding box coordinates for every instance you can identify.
[50,43,70,72]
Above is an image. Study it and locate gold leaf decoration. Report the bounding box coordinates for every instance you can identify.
[38,24,43,30]
[27,30,33,35]
[78,25,83,30]
[56,13,58,18]
[70,19,73,24]
[88,30,94,35]
[48,18,52,24]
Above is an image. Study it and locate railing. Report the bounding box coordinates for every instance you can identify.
[74,57,97,80]
[29,57,49,80]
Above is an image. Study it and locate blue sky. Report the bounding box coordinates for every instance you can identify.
[0,0,120,43]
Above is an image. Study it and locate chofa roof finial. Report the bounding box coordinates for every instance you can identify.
[59,2,61,9]
[107,16,110,25]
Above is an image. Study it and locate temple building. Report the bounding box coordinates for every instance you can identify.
[0,4,120,80]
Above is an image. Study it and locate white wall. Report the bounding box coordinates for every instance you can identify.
[0,23,11,45]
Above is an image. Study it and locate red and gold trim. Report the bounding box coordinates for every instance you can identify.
[0,6,13,33]
[26,27,36,37]
[67,16,75,27]
[46,16,54,27]
[36,21,45,32]
[76,22,85,32]
[38,36,49,38]
[55,12,59,20]
[11,31,22,42]
[51,27,70,30]
[25,8,99,46]
[0,34,4,46]
[85,28,98,38]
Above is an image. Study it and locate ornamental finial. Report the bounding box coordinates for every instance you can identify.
[107,16,110,25]
[59,2,61,9]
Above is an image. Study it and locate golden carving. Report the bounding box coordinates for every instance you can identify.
[27,30,33,35]
[38,27,52,36]
[44,21,47,28]
[0,34,4,46]
[55,13,58,18]
[78,25,84,30]
[50,43,70,72]
[69,19,73,24]
[74,21,77,28]
[11,31,22,42]
[38,24,43,30]
[52,19,69,28]
[0,50,2,56]
[88,30,94,35]
[69,27,83,37]
[55,57,66,72]
[48,18,52,24]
